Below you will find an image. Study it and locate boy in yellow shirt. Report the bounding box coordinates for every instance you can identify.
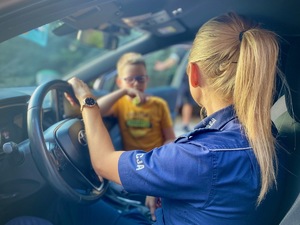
[97,52,176,221]
[97,52,176,151]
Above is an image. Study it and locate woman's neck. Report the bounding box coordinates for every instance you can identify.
[201,91,232,116]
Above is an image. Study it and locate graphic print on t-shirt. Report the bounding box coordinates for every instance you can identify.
[125,111,152,138]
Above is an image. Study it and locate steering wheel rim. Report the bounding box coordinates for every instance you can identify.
[27,79,108,203]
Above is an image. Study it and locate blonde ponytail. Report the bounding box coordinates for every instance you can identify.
[235,29,279,203]
[189,12,279,203]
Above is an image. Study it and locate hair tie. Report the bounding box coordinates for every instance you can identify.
[239,31,245,41]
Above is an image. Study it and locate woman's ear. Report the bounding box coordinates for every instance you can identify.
[190,62,201,87]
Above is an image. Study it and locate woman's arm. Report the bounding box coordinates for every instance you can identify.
[67,78,124,184]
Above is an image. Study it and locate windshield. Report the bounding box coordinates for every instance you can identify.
[0,21,143,88]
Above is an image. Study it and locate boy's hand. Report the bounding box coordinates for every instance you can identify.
[126,88,149,105]
[145,196,161,221]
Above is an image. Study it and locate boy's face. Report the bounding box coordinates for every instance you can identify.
[117,63,148,92]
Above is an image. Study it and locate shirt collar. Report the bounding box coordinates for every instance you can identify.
[195,105,236,130]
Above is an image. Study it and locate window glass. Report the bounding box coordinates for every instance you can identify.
[145,44,190,88]
[97,44,190,91]
[0,22,143,88]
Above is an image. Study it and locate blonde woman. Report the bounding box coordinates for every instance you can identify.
[67,12,285,225]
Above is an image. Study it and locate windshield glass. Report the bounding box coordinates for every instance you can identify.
[0,21,143,88]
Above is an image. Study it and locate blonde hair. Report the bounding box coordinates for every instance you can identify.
[117,52,146,76]
[189,12,279,204]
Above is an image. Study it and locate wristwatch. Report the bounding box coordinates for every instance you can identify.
[81,97,98,112]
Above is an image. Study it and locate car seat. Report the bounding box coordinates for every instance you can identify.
[270,37,300,225]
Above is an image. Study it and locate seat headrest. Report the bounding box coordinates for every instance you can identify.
[283,37,300,123]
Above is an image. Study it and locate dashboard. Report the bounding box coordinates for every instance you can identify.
[0,89,31,162]
[0,87,81,159]
[0,89,43,223]
[0,86,107,224]
[0,104,28,154]
[0,87,79,223]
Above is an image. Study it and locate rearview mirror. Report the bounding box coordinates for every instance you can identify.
[77,29,118,50]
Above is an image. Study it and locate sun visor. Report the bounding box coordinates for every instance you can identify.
[62,3,121,30]
[122,10,186,36]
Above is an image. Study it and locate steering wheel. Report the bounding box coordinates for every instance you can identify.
[27,79,108,204]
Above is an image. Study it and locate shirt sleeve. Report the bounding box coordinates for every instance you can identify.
[110,97,123,117]
[118,141,213,203]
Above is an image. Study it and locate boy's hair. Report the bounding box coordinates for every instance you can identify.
[117,52,146,77]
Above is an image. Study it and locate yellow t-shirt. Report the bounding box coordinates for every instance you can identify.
[111,96,173,151]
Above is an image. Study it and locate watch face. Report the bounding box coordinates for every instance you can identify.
[81,97,97,111]
[85,97,96,106]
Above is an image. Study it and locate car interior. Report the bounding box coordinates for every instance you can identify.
[0,0,300,224]
[272,38,300,225]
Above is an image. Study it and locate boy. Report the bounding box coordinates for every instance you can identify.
[97,52,176,151]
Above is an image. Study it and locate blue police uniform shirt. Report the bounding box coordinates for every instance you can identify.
[118,105,284,225]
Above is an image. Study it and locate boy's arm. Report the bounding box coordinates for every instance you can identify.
[97,88,148,116]
[97,88,128,116]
